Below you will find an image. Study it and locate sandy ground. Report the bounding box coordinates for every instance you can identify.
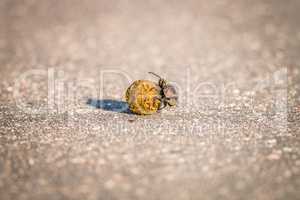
[0,0,300,200]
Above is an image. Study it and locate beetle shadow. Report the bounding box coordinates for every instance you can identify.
[86,98,132,114]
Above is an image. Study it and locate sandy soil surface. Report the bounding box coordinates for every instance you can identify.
[0,0,300,199]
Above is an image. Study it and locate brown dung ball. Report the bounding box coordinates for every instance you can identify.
[125,80,161,115]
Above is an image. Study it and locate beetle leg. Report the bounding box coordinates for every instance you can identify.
[166,97,178,106]
[153,96,162,102]
[153,96,167,110]
[158,100,167,110]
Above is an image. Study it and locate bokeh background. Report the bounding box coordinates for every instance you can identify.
[0,0,299,200]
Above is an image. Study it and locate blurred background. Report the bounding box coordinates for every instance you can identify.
[0,0,299,200]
